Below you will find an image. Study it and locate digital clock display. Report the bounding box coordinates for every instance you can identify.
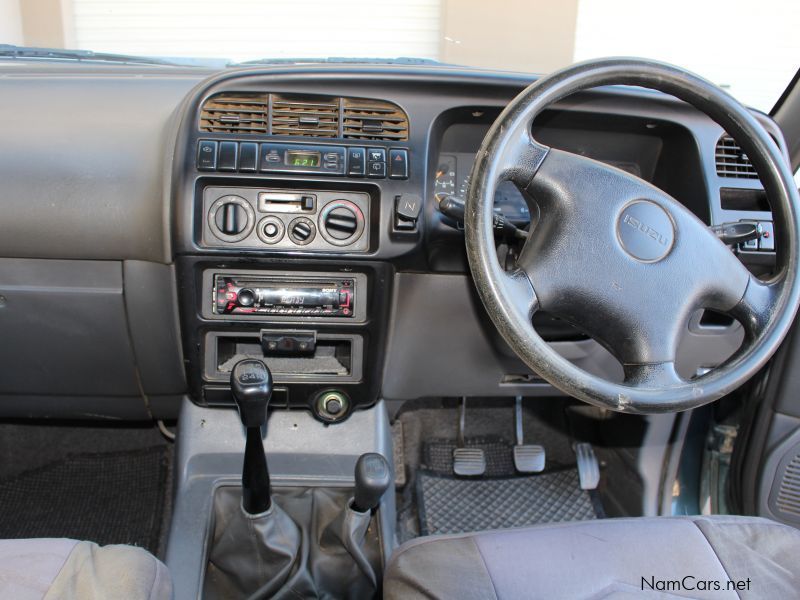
[286,151,321,167]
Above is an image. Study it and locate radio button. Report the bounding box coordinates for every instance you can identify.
[237,289,256,307]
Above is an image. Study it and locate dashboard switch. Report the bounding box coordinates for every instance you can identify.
[368,161,386,178]
[395,194,422,231]
[197,140,218,170]
[238,142,258,172]
[367,148,387,178]
[218,141,238,171]
[389,149,409,179]
[348,147,366,176]
[759,221,775,251]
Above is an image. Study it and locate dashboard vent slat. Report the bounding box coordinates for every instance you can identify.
[200,93,268,135]
[715,135,758,179]
[271,96,339,138]
[343,99,408,141]
[199,93,408,141]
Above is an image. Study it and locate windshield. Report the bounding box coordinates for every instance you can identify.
[1,0,797,112]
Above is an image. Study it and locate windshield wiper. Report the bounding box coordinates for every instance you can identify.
[233,56,442,67]
[0,44,203,67]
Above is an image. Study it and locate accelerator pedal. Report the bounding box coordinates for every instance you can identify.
[453,397,486,477]
[575,442,600,490]
[513,396,545,473]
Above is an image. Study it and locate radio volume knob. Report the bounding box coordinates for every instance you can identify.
[238,288,256,307]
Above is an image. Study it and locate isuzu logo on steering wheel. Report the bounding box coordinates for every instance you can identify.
[616,200,675,262]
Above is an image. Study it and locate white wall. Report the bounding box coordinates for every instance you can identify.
[0,0,24,44]
[439,0,579,74]
[71,0,441,62]
[574,0,800,111]
[15,0,798,113]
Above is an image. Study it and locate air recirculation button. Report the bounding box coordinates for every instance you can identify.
[288,217,316,246]
[257,216,285,245]
[319,200,365,246]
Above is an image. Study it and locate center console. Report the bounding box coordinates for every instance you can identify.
[166,77,410,598]
[171,79,423,424]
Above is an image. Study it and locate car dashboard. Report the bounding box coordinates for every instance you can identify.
[0,62,787,420]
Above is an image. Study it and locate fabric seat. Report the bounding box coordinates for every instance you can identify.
[384,515,800,599]
[0,538,172,600]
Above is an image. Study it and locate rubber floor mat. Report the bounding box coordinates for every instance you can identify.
[417,468,598,535]
[0,446,169,553]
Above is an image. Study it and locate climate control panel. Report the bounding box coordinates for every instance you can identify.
[201,186,370,253]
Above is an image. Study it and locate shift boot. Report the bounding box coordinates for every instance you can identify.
[204,491,311,599]
[318,502,377,593]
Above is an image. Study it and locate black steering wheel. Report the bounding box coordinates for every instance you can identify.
[465,58,800,414]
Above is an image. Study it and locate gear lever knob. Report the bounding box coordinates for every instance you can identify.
[231,359,273,514]
[231,359,272,428]
[352,453,391,513]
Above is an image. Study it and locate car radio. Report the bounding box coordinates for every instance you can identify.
[214,274,355,317]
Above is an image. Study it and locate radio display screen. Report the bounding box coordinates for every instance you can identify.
[286,150,321,167]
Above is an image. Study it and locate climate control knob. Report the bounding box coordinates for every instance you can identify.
[208,195,255,242]
[324,206,358,239]
[319,200,365,246]
[215,202,248,235]
[288,217,316,245]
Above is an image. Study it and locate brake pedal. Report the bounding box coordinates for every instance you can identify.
[453,397,486,477]
[513,396,545,473]
[453,448,487,477]
[575,443,600,490]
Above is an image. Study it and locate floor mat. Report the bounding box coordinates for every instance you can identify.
[417,468,598,535]
[0,446,169,553]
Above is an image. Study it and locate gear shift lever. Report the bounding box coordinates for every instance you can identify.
[352,453,391,513]
[230,359,273,514]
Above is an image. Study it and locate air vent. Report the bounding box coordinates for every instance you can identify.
[715,134,758,179]
[199,93,408,141]
[343,99,408,141]
[775,452,800,519]
[271,96,339,138]
[200,93,268,134]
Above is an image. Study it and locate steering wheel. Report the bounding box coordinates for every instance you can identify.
[465,58,800,414]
